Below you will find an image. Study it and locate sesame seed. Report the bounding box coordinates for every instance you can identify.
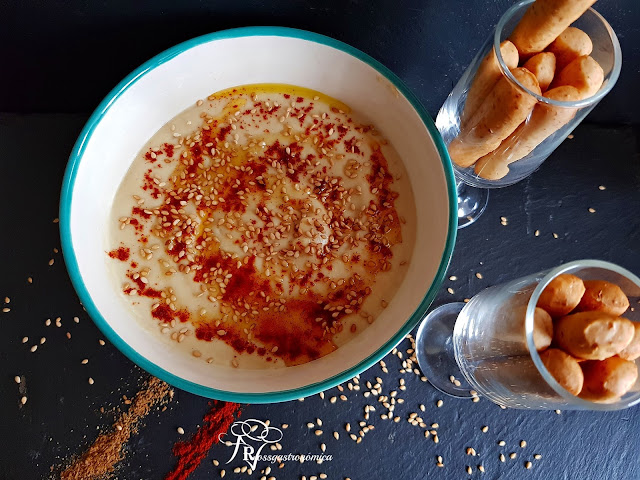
[27,277,33,284]
[520,440,527,448]
[30,345,37,353]
[466,466,472,474]
[48,259,54,266]
[315,430,322,436]
[22,337,28,343]
[14,376,21,384]
[81,359,89,365]
[534,454,542,460]
[588,208,596,213]
[500,454,506,463]
[525,461,532,469]
[449,275,457,281]
[481,426,488,433]
[510,452,517,459]
[436,400,443,407]
[177,427,185,434]
[88,377,95,385]
[478,465,485,473]
[475,272,483,279]
[99,339,105,346]
[21,396,27,405]
[2,308,10,313]
[498,440,506,446]
[4,297,9,304]
[598,185,606,190]
[447,287,454,294]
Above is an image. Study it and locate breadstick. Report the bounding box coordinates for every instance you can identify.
[619,322,640,361]
[546,26,593,70]
[540,348,584,396]
[580,356,638,402]
[524,52,556,91]
[550,55,604,99]
[509,0,597,56]
[537,273,585,318]
[531,306,554,351]
[491,305,553,356]
[449,68,540,168]
[554,312,635,360]
[474,86,579,180]
[576,280,630,316]
[462,40,519,126]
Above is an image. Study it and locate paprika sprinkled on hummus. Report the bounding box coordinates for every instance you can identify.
[108,84,416,367]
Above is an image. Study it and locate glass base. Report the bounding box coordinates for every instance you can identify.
[416,302,473,398]
[457,181,489,229]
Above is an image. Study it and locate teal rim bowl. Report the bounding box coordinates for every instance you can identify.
[60,26,457,403]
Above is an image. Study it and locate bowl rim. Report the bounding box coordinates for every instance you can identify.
[59,26,457,403]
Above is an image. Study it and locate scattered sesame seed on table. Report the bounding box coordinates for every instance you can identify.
[2,107,640,480]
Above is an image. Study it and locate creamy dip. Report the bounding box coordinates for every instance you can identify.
[108,84,416,368]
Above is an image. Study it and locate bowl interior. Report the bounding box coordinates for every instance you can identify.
[62,29,455,401]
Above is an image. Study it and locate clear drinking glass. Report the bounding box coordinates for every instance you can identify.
[436,0,622,228]
[416,260,640,410]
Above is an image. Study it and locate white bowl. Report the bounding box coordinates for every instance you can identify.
[60,27,457,403]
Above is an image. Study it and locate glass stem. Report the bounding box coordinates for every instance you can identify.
[455,178,489,229]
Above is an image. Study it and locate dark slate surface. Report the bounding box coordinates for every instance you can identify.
[1,115,639,480]
[1,0,639,123]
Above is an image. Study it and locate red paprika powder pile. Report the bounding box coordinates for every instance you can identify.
[164,401,242,480]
